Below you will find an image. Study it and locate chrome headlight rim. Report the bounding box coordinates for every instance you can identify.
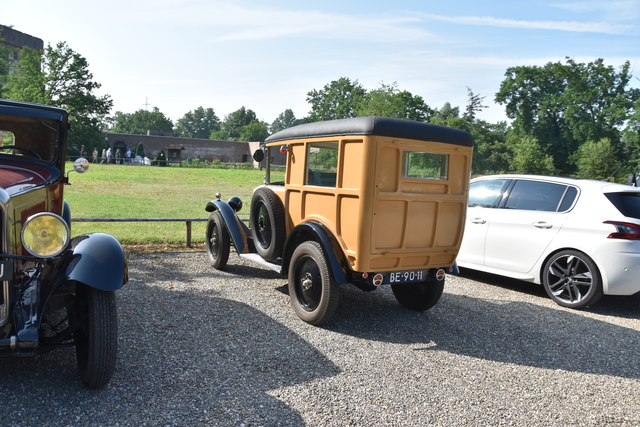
[21,212,70,258]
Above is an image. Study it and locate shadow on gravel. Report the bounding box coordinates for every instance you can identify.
[0,282,340,426]
[2,251,638,425]
[459,268,640,320]
[328,281,640,380]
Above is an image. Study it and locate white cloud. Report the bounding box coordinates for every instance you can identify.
[109,0,432,43]
[417,12,638,35]
[551,0,640,20]
[212,15,428,43]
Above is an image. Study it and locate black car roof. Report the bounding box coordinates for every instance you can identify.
[265,116,474,147]
[0,99,67,121]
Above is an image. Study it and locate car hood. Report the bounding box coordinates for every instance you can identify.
[0,162,54,196]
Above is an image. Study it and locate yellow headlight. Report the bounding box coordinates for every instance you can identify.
[22,213,70,257]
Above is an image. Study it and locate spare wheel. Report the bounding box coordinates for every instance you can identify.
[250,187,286,262]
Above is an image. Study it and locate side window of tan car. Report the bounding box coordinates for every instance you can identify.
[306,141,338,187]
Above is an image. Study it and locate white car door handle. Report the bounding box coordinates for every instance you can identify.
[470,218,487,224]
[533,221,553,229]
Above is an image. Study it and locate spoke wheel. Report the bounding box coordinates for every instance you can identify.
[288,241,340,325]
[74,285,117,388]
[250,187,286,262]
[206,210,230,270]
[543,250,603,308]
[391,277,444,311]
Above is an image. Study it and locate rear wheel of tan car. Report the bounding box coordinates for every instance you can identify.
[391,278,444,311]
[250,187,286,262]
[288,241,340,325]
[542,250,603,308]
[74,284,117,388]
[206,210,230,270]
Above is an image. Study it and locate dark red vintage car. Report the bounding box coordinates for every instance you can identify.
[0,100,127,388]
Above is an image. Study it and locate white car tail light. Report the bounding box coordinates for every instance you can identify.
[604,221,640,240]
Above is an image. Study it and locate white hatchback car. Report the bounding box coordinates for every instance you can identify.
[457,174,640,308]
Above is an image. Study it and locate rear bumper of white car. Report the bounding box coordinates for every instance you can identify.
[594,242,640,296]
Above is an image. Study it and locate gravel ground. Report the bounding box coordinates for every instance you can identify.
[1,249,639,426]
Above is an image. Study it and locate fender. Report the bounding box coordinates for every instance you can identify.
[205,199,249,254]
[1,233,126,355]
[281,220,349,284]
[60,233,128,291]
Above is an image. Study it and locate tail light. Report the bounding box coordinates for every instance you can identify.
[604,221,640,240]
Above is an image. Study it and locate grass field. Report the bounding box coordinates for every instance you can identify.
[64,162,283,246]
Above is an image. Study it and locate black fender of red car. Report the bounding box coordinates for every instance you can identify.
[61,233,128,291]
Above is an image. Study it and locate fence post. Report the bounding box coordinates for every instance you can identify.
[186,220,192,248]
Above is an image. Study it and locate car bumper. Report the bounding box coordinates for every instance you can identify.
[595,243,640,296]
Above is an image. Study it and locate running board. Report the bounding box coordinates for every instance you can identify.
[239,253,282,273]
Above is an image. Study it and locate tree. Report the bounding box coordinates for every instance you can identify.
[473,121,511,175]
[356,82,432,121]
[563,59,638,146]
[110,107,173,135]
[135,142,145,157]
[622,96,640,173]
[240,121,269,142]
[306,77,366,121]
[270,109,299,133]
[510,135,557,175]
[463,87,488,122]
[430,110,510,176]
[0,28,12,96]
[153,149,167,166]
[431,102,459,123]
[174,106,220,139]
[3,42,113,154]
[496,57,639,174]
[211,106,259,141]
[574,138,619,180]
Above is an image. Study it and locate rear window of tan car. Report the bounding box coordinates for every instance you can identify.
[402,151,448,180]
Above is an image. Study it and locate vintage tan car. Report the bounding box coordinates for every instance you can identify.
[205,116,473,324]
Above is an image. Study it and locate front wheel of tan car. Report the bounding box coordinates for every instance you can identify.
[206,210,230,270]
[74,284,118,388]
[288,241,340,325]
[391,278,444,311]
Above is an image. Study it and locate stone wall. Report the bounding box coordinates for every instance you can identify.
[0,25,43,51]
[103,132,252,163]
[0,25,44,75]
[102,132,287,168]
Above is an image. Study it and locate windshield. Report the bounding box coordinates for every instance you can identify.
[0,113,58,162]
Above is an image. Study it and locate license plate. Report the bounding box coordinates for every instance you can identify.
[385,269,428,284]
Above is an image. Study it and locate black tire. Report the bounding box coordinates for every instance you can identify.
[391,278,444,311]
[288,241,340,325]
[542,250,603,308]
[74,285,117,388]
[250,187,286,262]
[206,210,230,270]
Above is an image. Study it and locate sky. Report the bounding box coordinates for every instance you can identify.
[2,0,640,126]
